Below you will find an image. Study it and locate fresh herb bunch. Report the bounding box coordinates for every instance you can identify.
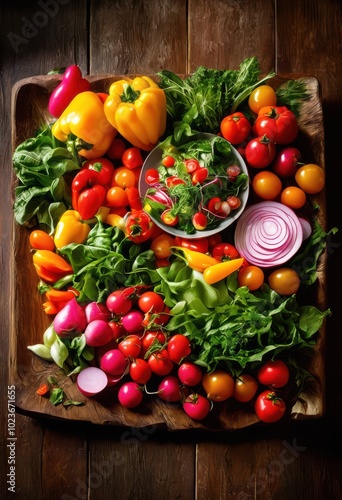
[158,57,275,136]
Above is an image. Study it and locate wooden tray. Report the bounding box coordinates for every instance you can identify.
[10,73,327,430]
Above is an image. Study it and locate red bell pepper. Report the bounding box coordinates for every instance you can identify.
[82,158,115,186]
[125,210,154,244]
[48,65,91,118]
[71,169,107,220]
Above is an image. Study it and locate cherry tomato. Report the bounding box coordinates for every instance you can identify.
[150,234,175,259]
[138,291,165,314]
[167,334,191,364]
[166,176,186,187]
[268,268,300,295]
[106,137,126,160]
[233,374,259,403]
[253,106,298,145]
[161,209,179,226]
[192,212,208,230]
[108,320,126,341]
[29,229,55,251]
[207,233,222,250]
[106,186,128,207]
[280,186,306,209]
[227,195,241,210]
[294,164,325,194]
[145,168,159,185]
[245,135,276,169]
[207,196,224,216]
[202,370,234,402]
[183,393,211,420]
[106,289,133,315]
[192,167,209,185]
[226,164,241,181]
[254,390,286,423]
[148,348,174,376]
[118,334,142,358]
[237,265,264,291]
[112,166,137,189]
[272,147,301,178]
[174,236,209,254]
[162,155,175,168]
[129,358,152,384]
[220,112,251,145]
[248,85,277,114]
[141,330,167,357]
[122,147,143,169]
[211,243,240,261]
[252,170,282,200]
[257,359,290,388]
[185,158,200,173]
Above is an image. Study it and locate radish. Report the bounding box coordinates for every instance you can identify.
[85,302,111,323]
[84,320,113,347]
[106,289,132,315]
[272,147,301,178]
[100,349,127,376]
[178,362,203,386]
[183,393,211,420]
[53,297,87,337]
[118,381,143,408]
[77,367,108,397]
[121,309,144,333]
[157,375,182,403]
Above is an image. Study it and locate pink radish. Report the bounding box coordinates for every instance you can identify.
[157,375,183,403]
[100,349,127,376]
[77,367,108,397]
[85,302,111,323]
[118,381,143,408]
[121,310,144,333]
[84,320,113,347]
[178,362,203,386]
[183,393,211,420]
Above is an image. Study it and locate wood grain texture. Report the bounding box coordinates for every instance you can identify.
[1,0,342,499]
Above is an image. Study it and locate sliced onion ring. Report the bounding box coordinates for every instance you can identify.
[234,201,303,267]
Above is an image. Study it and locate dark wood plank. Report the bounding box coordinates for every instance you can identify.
[0,2,89,499]
[188,0,275,73]
[89,0,187,74]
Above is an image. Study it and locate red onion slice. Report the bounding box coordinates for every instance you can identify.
[234,201,303,267]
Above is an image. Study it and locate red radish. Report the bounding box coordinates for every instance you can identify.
[100,349,127,376]
[157,375,182,402]
[234,201,303,267]
[272,147,301,178]
[178,362,203,386]
[118,381,143,408]
[121,310,144,333]
[183,394,211,420]
[77,367,108,397]
[84,320,113,347]
[53,297,87,337]
[85,302,111,323]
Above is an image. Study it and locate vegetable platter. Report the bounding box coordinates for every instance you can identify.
[10,63,330,431]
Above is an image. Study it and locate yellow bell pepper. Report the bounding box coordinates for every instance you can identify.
[104,76,167,151]
[54,210,91,249]
[52,91,117,159]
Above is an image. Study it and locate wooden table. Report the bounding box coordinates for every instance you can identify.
[1,1,342,498]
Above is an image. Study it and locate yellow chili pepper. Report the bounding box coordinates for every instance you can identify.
[51,91,117,159]
[104,76,167,151]
[104,213,126,232]
[54,210,91,249]
[171,246,217,272]
[203,258,244,285]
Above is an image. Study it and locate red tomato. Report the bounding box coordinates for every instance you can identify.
[118,335,142,358]
[257,359,290,388]
[226,164,241,181]
[138,291,165,314]
[220,112,251,145]
[166,175,186,187]
[145,168,159,185]
[253,106,298,145]
[83,157,115,186]
[162,155,175,168]
[141,330,167,357]
[129,358,152,384]
[254,390,286,423]
[106,137,126,160]
[211,243,240,261]
[245,135,276,168]
[122,147,144,169]
[192,167,209,185]
[167,334,191,364]
[148,348,174,376]
[108,320,126,341]
[233,374,259,402]
[185,158,200,173]
[227,195,241,210]
[174,236,209,254]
